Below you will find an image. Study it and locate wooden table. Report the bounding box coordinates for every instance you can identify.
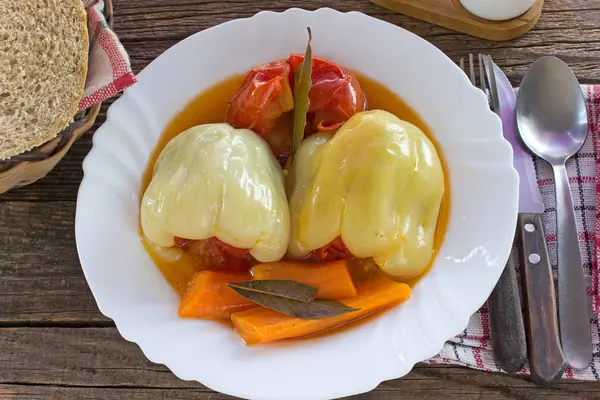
[1,1,599,399]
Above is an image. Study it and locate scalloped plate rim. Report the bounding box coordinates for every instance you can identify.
[76,8,519,400]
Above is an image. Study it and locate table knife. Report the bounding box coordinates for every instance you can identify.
[483,58,527,374]
[490,60,566,386]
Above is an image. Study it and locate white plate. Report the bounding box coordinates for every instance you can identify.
[76,8,518,400]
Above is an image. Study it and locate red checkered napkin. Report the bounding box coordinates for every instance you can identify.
[427,85,600,380]
[78,0,136,112]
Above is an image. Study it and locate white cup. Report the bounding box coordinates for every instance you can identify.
[460,0,536,21]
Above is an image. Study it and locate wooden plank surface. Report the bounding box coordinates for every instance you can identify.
[0,202,110,325]
[0,328,599,399]
[1,0,599,398]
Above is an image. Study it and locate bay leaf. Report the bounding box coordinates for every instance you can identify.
[228,279,360,319]
[290,27,313,163]
[299,299,360,320]
[228,279,317,302]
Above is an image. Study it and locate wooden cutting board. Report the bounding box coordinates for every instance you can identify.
[370,0,544,41]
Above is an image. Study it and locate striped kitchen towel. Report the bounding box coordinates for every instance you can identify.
[427,85,600,380]
[78,0,136,112]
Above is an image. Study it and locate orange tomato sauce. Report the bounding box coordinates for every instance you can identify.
[141,72,450,293]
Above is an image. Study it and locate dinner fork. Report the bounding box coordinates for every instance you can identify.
[459,54,527,374]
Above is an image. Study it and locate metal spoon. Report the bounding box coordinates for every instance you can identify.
[516,56,592,369]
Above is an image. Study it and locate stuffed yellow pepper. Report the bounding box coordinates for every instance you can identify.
[287,110,444,278]
[141,123,290,262]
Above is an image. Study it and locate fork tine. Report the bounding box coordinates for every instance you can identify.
[459,54,500,113]
[478,54,486,92]
[468,54,476,86]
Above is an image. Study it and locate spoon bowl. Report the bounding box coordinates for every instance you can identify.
[517,57,588,163]
[516,56,592,369]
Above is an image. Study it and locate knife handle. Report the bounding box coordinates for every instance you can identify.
[487,256,527,372]
[518,213,566,386]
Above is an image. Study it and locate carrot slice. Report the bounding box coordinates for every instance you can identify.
[179,271,256,319]
[231,277,411,345]
[250,260,357,299]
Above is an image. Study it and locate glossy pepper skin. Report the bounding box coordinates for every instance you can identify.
[141,123,290,263]
[286,110,445,278]
[226,55,365,137]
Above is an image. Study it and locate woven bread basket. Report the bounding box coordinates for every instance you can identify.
[0,0,113,194]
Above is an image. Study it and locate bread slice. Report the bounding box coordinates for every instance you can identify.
[0,0,88,160]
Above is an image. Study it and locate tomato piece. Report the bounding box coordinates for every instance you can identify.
[226,60,294,135]
[288,54,365,132]
[224,253,255,272]
[227,56,365,139]
[211,237,251,255]
[314,237,353,262]
[187,239,228,270]
[262,112,293,163]
[174,236,192,249]
[316,120,344,132]
[178,238,254,272]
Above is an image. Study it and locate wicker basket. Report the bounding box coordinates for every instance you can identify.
[0,0,114,194]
